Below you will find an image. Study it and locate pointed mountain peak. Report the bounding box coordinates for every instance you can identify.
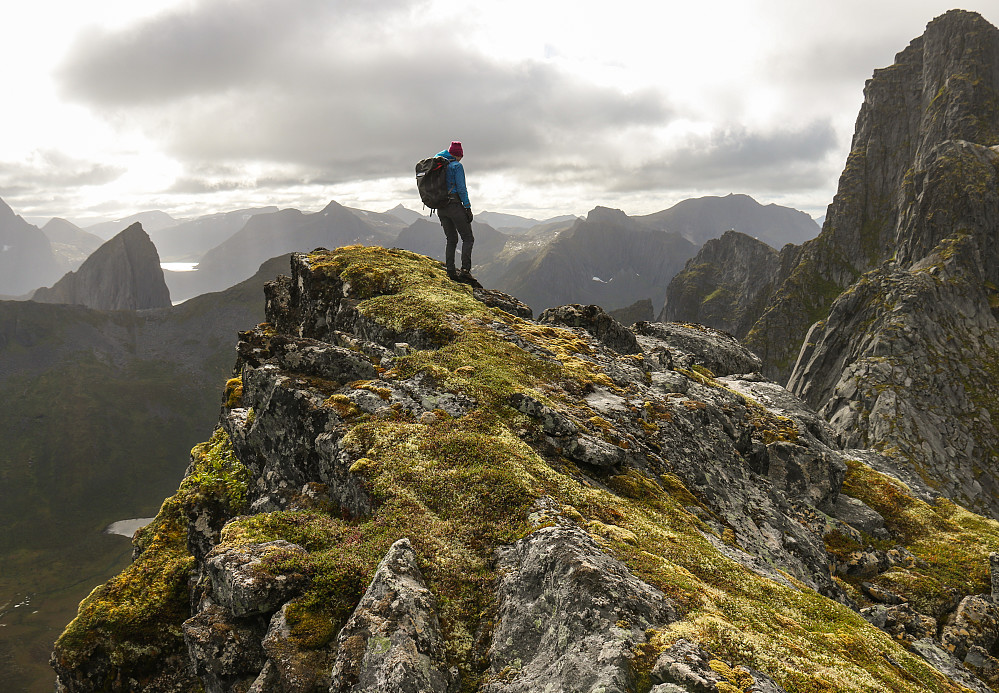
[33,222,171,310]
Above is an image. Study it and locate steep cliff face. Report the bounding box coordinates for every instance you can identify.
[788,143,999,519]
[775,11,999,523]
[658,230,794,336]
[51,246,999,692]
[744,9,999,380]
[32,222,172,310]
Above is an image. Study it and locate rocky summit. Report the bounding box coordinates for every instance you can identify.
[661,11,999,523]
[50,245,999,692]
[743,8,999,379]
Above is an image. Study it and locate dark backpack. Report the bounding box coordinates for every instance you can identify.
[415,156,450,211]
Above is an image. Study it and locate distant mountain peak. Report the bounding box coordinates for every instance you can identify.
[584,206,631,226]
[33,222,171,310]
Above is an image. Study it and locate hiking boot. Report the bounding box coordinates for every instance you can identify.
[456,269,482,288]
[446,268,459,280]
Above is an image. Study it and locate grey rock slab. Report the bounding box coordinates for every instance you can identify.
[634,321,763,376]
[829,494,886,538]
[940,594,999,662]
[483,524,675,692]
[509,392,578,436]
[182,602,268,693]
[329,537,451,693]
[911,637,993,693]
[861,603,936,643]
[207,540,309,618]
[538,303,642,354]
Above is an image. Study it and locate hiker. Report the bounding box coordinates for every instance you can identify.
[436,141,475,282]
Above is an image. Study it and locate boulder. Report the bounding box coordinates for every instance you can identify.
[483,524,675,692]
[182,603,268,693]
[651,638,787,693]
[538,303,641,354]
[207,540,310,618]
[862,604,937,644]
[329,538,451,693]
[635,321,763,376]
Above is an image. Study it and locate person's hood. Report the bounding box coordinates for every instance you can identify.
[437,150,457,161]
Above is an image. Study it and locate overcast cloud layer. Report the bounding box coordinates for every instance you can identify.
[0,0,994,224]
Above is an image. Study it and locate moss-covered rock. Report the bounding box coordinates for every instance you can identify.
[52,245,999,692]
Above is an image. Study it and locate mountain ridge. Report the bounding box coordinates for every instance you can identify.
[49,245,999,692]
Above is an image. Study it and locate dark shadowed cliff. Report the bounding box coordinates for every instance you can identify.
[659,230,795,336]
[741,9,999,380]
[659,3,999,567]
[0,256,287,691]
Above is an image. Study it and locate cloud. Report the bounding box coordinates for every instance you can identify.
[56,0,673,187]
[616,121,841,193]
[0,150,126,190]
[58,0,419,105]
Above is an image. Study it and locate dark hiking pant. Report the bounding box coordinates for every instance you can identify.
[438,201,474,273]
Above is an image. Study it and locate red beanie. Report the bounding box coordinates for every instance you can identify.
[448,141,463,157]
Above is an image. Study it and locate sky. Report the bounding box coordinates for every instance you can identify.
[0,0,993,226]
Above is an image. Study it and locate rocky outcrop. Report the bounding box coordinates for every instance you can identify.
[51,246,999,692]
[33,223,171,310]
[483,524,675,692]
[788,231,999,517]
[538,302,641,354]
[206,541,310,617]
[650,638,787,693]
[329,538,451,693]
[659,230,791,336]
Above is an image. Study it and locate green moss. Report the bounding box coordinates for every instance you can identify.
[53,428,249,682]
[835,458,999,617]
[53,493,194,681]
[223,376,243,408]
[307,245,493,344]
[183,428,251,512]
[691,364,716,379]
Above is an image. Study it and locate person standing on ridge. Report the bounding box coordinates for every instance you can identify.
[436,141,477,284]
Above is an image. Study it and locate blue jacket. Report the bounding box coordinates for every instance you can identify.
[437,150,470,208]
